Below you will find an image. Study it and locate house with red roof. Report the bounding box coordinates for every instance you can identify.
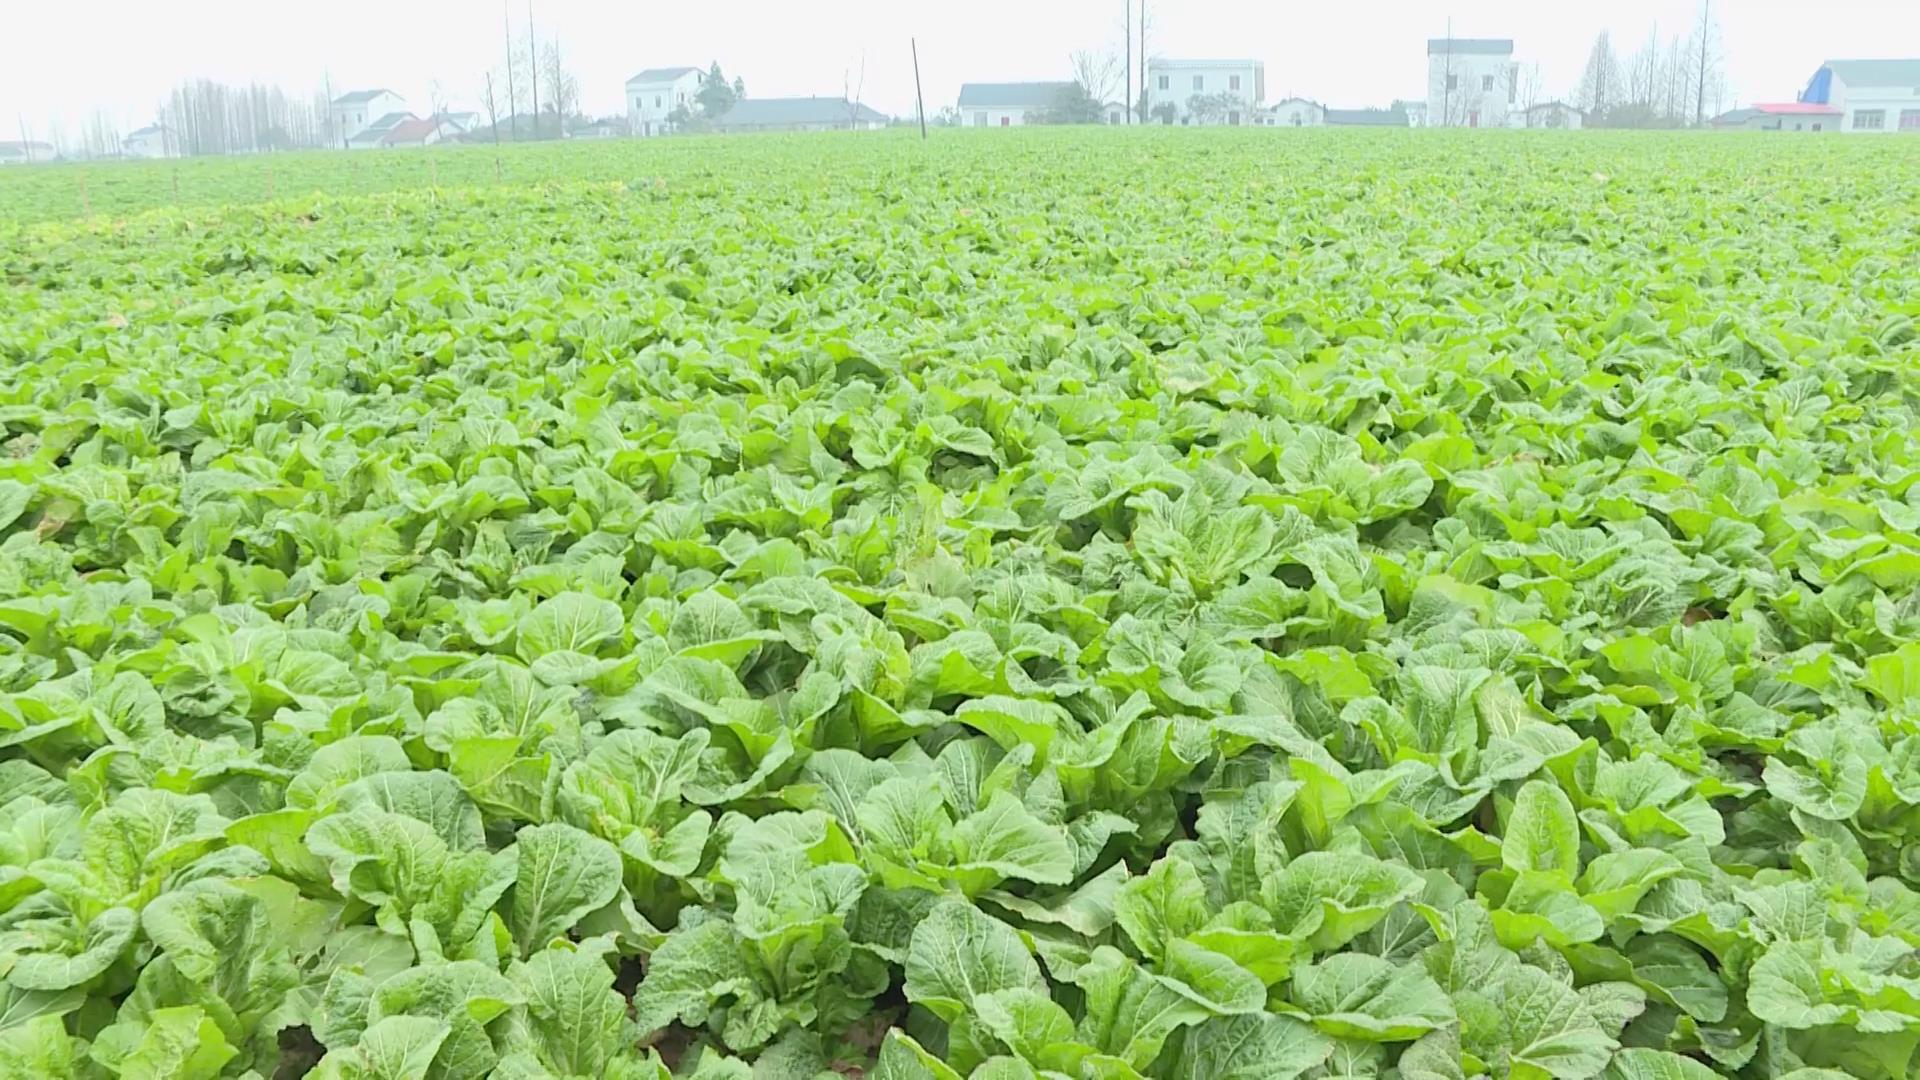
[1716,102,1842,132]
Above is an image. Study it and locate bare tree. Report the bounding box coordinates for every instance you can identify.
[83,110,120,159]
[841,53,868,127]
[1577,32,1624,121]
[526,1,540,130]
[1137,0,1151,121]
[1689,0,1723,126]
[1628,24,1660,108]
[1516,62,1544,111]
[540,40,578,122]
[1657,36,1686,122]
[482,72,502,143]
[502,0,519,139]
[1071,49,1123,108]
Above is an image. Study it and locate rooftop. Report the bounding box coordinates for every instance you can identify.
[957,81,1077,109]
[1819,58,1920,87]
[1753,102,1841,115]
[1427,39,1515,56]
[1148,58,1265,68]
[626,66,702,86]
[332,89,396,106]
[382,118,443,145]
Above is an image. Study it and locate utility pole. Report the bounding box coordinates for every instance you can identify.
[503,0,519,141]
[1125,1,1132,123]
[527,0,540,136]
[1138,0,1147,123]
[1442,18,1454,127]
[911,38,928,139]
[16,116,31,163]
[1694,0,1710,126]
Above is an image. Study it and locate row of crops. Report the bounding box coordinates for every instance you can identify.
[2,130,1919,1078]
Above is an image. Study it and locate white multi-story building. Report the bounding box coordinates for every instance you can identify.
[626,67,707,137]
[1799,59,1920,133]
[329,90,407,146]
[1146,59,1266,125]
[1426,39,1516,128]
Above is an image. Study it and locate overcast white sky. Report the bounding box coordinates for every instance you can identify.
[3,1,1917,136]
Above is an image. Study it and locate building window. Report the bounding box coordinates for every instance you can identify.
[1812,123,1822,131]
[973,111,986,127]
[1230,75,1241,92]
[1901,110,1920,131]
[1193,75,1204,91]
[1469,110,1480,128]
[1482,75,1494,92]
[1446,75,1458,91]
[1001,116,1011,127]
[655,95,662,107]
[1292,115,1303,127]
[1157,75,1169,91]
[1854,109,1886,130]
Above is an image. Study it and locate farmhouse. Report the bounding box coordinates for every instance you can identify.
[0,141,55,165]
[1426,39,1516,128]
[1326,108,1411,127]
[1799,59,1920,133]
[434,112,482,136]
[330,90,407,144]
[627,66,707,137]
[376,118,448,149]
[1146,59,1266,125]
[1262,97,1326,127]
[346,112,419,150]
[708,98,887,134]
[122,124,174,158]
[1725,103,1842,132]
[1520,101,1584,129]
[957,82,1077,127]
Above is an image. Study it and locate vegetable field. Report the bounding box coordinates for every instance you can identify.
[3,129,1920,1080]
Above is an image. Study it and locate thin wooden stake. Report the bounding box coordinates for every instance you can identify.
[912,39,928,139]
[267,160,276,200]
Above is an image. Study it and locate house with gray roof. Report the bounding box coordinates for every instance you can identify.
[122,124,174,159]
[626,66,708,136]
[1426,37,1517,127]
[345,112,418,150]
[1326,108,1411,127]
[329,90,406,146]
[708,97,887,134]
[957,82,1077,127]
[1799,59,1920,133]
[0,141,56,165]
